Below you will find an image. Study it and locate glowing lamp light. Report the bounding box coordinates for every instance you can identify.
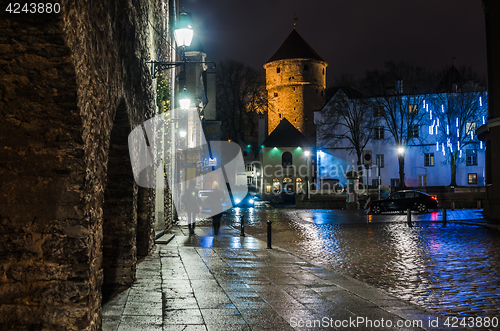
[397,146,405,155]
[304,150,311,157]
[174,11,194,48]
[247,145,251,148]
[249,199,254,204]
[178,89,191,110]
[179,130,186,138]
[235,198,241,204]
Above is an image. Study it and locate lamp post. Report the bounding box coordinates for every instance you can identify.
[304,150,311,199]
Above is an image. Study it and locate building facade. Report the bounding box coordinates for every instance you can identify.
[315,87,488,190]
[263,29,327,138]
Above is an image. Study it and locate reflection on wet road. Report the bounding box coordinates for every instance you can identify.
[223,207,500,321]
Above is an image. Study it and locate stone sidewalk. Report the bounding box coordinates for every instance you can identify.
[102,223,468,331]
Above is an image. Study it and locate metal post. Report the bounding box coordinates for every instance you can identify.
[240,215,245,237]
[451,201,455,211]
[407,208,411,225]
[442,208,447,223]
[267,220,272,249]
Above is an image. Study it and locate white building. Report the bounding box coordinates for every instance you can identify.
[315,82,487,191]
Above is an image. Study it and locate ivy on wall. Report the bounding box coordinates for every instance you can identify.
[156,72,170,113]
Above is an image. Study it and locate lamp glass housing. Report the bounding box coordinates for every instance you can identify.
[179,97,190,110]
[174,11,194,47]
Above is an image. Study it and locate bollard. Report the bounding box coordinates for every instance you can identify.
[442,208,447,223]
[451,201,455,211]
[240,215,245,237]
[477,200,482,209]
[407,208,411,225]
[267,220,272,249]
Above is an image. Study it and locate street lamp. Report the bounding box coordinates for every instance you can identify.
[178,88,191,111]
[173,11,194,48]
[397,146,405,155]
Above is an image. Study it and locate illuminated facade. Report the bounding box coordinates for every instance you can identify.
[315,88,488,189]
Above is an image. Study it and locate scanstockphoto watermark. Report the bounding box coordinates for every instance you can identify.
[127,108,248,218]
[289,316,424,329]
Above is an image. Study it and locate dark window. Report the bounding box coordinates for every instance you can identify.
[424,153,434,167]
[374,126,385,140]
[376,154,384,168]
[274,92,278,97]
[304,65,309,70]
[282,152,293,168]
[372,179,380,186]
[391,178,400,188]
[466,149,478,166]
[409,125,419,138]
[277,67,280,73]
[279,113,281,118]
[374,108,384,117]
[468,173,477,184]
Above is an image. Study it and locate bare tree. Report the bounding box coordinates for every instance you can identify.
[317,85,375,180]
[216,60,267,142]
[363,61,432,189]
[429,65,487,186]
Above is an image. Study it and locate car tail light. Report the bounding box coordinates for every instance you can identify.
[431,195,438,201]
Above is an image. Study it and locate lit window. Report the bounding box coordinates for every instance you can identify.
[466,149,478,166]
[296,178,303,193]
[424,153,434,167]
[283,177,293,191]
[408,105,418,114]
[272,178,280,193]
[468,173,477,184]
[466,122,477,134]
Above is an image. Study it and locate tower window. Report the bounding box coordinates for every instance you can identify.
[277,67,280,73]
[323,68,325,75]
[279,113,281,118]
[274,92,278,97]
[293,87,295,91]
[304,65,309,70]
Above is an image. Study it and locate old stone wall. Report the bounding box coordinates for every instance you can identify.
[0,0,173,329]
[265,58,327,137]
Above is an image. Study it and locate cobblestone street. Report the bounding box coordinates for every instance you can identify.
[224,207,500,326]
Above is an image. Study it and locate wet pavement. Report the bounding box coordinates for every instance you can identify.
[103,224,451,331]
[102,207,500,330]
[224,207,500,329]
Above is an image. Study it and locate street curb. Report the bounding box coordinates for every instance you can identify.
[155,233,175,244]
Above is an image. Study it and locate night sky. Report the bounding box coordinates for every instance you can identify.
[186,0,486,87]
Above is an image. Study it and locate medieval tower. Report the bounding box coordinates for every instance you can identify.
[264,29,328,137]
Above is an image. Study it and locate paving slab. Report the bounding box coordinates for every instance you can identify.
[102,222,471,331]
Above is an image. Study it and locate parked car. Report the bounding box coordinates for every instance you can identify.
[368,190,438,214]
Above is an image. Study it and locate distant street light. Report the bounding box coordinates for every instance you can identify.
[397,146,405,155]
